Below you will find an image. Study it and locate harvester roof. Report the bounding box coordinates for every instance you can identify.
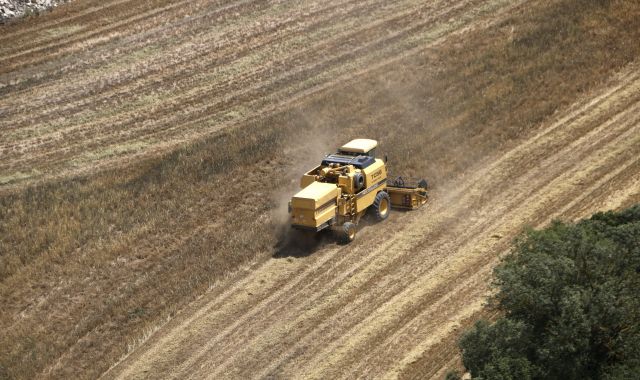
[339,139,377,154]
[321,154,375,169]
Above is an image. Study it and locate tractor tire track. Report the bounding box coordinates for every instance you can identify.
[0,0,392,128]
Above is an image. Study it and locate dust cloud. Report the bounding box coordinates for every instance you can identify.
[268,109,338,256]
[266,60,493,255]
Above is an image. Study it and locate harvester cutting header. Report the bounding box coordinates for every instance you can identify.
[288,139,429,243]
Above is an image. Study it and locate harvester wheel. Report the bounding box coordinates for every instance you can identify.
[373,191,391,221]
[337,222,357,243]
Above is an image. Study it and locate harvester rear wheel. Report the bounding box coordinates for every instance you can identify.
[337,222,356,244]
[373,191,390,221]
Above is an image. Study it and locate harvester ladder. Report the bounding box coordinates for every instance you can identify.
[346,195,357,217]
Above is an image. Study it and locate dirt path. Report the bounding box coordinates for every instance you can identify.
[103,59,640,379]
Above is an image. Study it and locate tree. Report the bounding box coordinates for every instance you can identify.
[458,205,640,380]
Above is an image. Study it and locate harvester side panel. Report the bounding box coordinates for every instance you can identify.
[362,159,387,188]
[387,186,428,209]
[386,176,429,210]
[300,165,322,188]
[356,182,387,212]
[291,181,341,230]
[315,202,337,226]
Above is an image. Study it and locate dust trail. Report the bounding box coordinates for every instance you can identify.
[269,113,338,256]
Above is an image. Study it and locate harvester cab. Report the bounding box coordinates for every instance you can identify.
[288,139,428,243]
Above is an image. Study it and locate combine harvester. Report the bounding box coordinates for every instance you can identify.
[288,139,428,243]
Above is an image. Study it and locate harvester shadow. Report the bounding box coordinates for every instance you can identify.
[272,213,385,258]
[273,227,332,258]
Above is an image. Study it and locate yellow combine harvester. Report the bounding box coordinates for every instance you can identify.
[288,139,428,243]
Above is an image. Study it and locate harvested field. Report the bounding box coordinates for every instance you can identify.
[1,0,639,379]
[105,61,640,379]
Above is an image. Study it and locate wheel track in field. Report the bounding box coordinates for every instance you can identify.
[0,0,244,71]
[0,0,165,45]
[0,0,269,93]
[0,0,387,127]
[0,0,292,94]
[1,0,401,100]
[0,0,284,108]
[103,60,640,380]
[0,0,516,190]
[0,0,454,135]
[0,0,178,67]
[0,0,140,45]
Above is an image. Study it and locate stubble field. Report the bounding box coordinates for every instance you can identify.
[1,0,640,378]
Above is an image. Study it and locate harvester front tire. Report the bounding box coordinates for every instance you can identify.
[337,222,357,244]
[373,191,391,221]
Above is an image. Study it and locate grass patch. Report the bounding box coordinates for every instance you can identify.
[0,169,42,185]
[43,24,84,38]
[75,140,151,163]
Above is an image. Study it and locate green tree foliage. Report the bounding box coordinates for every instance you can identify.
[459,205,640,380]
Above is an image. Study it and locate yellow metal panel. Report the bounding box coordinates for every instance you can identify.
[291,208,314,223]
[356,189,377,212]
[337,198,347,215]
[290,202,337,228]
[339,139,378,153]
[387,186,428,209]
[389,191,406,207]
[300,165,321,188]
[291,197,315,210]
[315,204,337,226]
[338,175,354,194]
[362,159,387,187]
[291,182,340,209]
[301,174,315,188]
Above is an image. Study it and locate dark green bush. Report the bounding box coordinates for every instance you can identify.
[459,205,640,380]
